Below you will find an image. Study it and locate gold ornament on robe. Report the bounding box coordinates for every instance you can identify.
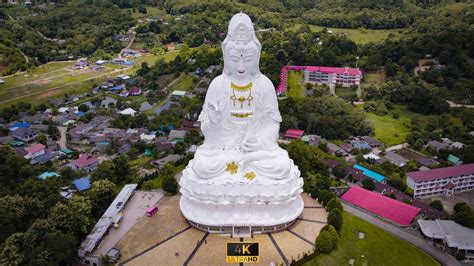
[231,82,252,91]
[230,82,254,108]
[244,172,256,180]
[226,161,238,174]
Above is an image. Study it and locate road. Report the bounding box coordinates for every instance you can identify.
[119,28,137,59]
[57,126,67,149]
[342,202,461,266]
[446,101,474,109]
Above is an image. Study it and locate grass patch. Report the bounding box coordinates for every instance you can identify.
[287,24,403,45]
[129,156,151,168]
[168,74,197,92]
[364,71,385,87]
[357,105,411,146]
[306,212,440,266]
[141,176,163,190]
[335,86,358,99]
[287,71,304,98]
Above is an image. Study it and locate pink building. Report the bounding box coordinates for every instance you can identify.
[24,143,46,159]
[284,129,304,140]
[71,154,99,172]
[277,65,363,95]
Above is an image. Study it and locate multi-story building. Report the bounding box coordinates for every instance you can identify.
[303,66,362,87]
[407,164,474,198]
[277,65,363,95]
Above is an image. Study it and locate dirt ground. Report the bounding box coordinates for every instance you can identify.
[420,190,474,213]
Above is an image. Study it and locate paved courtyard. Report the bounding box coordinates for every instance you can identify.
[118,193,327,265]
[93,191,163,256]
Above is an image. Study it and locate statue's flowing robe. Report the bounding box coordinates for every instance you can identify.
[192,74,291,180]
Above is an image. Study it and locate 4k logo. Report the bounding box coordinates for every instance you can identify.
[226,242,259,263]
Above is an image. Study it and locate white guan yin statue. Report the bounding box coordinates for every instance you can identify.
[179,12,304,233]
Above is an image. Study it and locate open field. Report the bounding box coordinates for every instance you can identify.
[287,24,403,45]
[287,71,304,98]
[364,110,411,146]
[0,52,180,108]
[357,105,411,146]
[306,212,439,266]
[358,104,463,146]
[168,74,198,92]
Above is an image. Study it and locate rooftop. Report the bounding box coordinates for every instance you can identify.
[284,129,304,139]
[25,143,45,154]
[73,154,98,168]
[78,184,137,257]
[418,219,474,251]
[38,171,61,180]
[341,186,420,226]
[407,163,474,182]
[72,176,91,191]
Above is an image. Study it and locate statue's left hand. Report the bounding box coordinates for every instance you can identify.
[243,138,263,153]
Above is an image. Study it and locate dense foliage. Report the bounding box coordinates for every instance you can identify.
[280,96,372,139]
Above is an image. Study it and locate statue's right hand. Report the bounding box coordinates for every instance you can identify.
[208,101,223,125]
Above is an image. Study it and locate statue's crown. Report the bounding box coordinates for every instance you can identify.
[227,13,254,44]
[229,23,251,43]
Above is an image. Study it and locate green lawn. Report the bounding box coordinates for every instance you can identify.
[287,71,304,98]
[168,74,197,92]
[357,105,411,146]
[335,86,358,99]
[306,212,439,266]
[287,24,403,45]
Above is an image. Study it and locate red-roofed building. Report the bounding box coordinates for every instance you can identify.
[407,163,474,198]
[284,129,304,140]
[129,86,142,96]
[71,154,99,172]
[341,186,421,226]
[24,143,46,159]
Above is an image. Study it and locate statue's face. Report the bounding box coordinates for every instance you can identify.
[227,45,257,81]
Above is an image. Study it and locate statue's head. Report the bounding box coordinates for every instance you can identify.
[222,12,261,80]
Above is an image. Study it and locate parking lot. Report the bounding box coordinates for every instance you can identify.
[92,190,163,256]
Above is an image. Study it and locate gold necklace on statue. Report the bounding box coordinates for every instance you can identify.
[230,82,253,108]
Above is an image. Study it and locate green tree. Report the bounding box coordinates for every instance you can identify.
[49,196,93,238]
[332,164,347,179]
[451,203,474,228]
[429,200,444,212]
[318,189,334,206]
[162,176,178,195]
[37,134,47,145]
[326,198,343,212]
[92,161,115,181]
[0,195,42,243]
[87,179,117,217]
[316,230,337,254]
[362,178,376,191]
[327,208,343,232]
[78,104,89,112]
